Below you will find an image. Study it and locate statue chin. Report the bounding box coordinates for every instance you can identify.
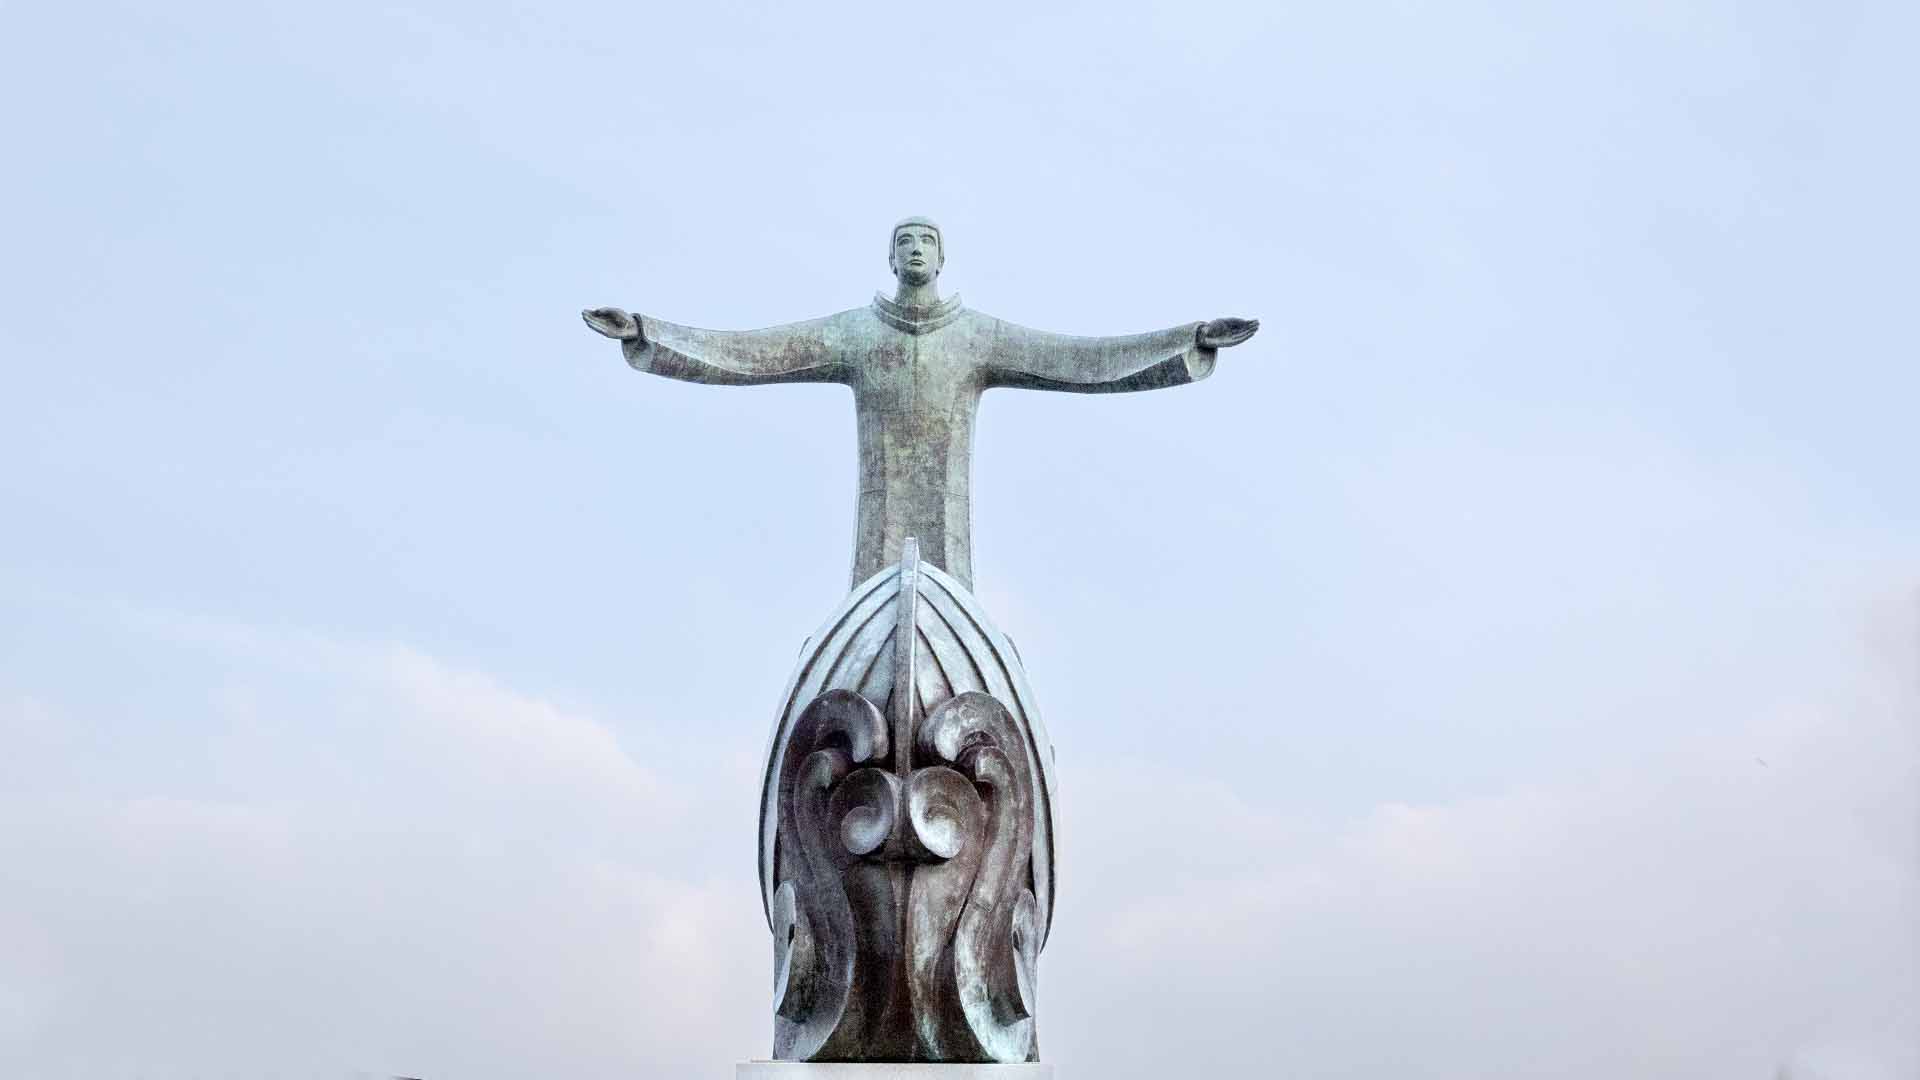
[896,267,936,288]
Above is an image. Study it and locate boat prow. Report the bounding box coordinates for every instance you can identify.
[758,540,1058,949]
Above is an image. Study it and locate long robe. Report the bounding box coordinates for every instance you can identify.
[623,291,1212,588]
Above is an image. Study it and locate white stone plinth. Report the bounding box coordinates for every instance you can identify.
[738,1064,1052,1080]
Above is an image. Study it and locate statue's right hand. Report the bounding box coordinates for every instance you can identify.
[582,307,642,341]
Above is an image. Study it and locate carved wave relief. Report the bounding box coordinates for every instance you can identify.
[761,541,1052,1063]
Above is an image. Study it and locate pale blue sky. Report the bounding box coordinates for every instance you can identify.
[1,2,1915,1078]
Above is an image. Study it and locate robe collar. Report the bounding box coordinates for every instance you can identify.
[871,291,965,335]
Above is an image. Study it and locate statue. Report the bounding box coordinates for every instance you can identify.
[583,218,1257,1066]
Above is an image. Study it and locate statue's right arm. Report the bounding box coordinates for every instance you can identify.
[581,306,848,386]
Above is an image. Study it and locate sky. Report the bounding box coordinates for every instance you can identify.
[1,1,1916,1078]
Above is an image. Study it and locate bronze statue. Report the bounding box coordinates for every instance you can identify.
[584,218,1257,1064]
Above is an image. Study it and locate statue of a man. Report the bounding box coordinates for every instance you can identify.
[583,217,1257,589]
[583,220,1258,1063]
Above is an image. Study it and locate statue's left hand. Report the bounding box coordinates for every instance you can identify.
[582,307,642,341]
[1198,317,1259,349]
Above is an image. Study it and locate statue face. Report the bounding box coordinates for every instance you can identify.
[890,225,942,286]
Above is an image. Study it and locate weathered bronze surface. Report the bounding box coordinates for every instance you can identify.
[583,217,1257,589]
[584,219,1256,1063]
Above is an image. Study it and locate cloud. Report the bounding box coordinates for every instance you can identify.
[1041,592,1919,1080]
[0,595,1912,1079]
[0,630,767,1080]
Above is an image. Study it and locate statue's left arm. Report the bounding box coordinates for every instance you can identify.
[979,316,1259,393]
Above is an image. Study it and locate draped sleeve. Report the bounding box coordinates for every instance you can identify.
[977,317,1212,393]
[623,310,855,386]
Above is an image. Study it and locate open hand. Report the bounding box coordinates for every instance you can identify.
[582,307,642,341]
[1198,317,1259,349]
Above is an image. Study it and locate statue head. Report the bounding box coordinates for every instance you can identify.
[888,216,944,287]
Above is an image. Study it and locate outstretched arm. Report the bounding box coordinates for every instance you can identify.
[582,306,848,386]
[979,316,1259,393]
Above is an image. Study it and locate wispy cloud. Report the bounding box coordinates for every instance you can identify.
[3,594,1910,1079]
[0,623,764,1079]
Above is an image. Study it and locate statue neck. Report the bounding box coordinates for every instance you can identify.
[891,277,942,309]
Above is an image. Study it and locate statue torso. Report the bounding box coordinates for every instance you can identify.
[833,297,995,588]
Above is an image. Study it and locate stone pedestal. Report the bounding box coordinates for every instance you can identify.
[739,1064,1053,1080]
